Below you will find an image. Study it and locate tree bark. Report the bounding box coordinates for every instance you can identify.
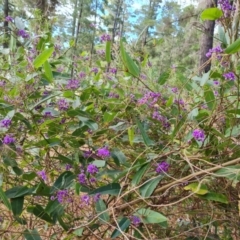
[3,0,9,49]
[199,0,218,74]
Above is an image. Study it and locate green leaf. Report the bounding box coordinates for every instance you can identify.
[0,186,12,210]
[43,61,53,82]
[73,228,84,236]
[106,41,111,63]
[184,182,208,195]
[11,196,24,216]
[172,115,187,139]
[103,111,117,123]
[78,116,98,131]
[120,40,139,77]
[90,183,120,196]
[201,8,223,20]
[200,71,210,87]
[27,204,54,224]
[137,208,167,223]
[32,182,51,196]
[132,163,150,186]
[5,186,31,198]
[111,149,127,166]
[51,171,75,194]
[215,165,240,182]
[204,86,215,110]
[128,127,134,146]
[33,47,54,68]
[140,176,162,198]
[22,172,37,181]
[225,38,240,54]
[158,71,170,85]
[218,26,228,46]
[45,199,64,218]
[136,119,154,146]
[111,217,131,239]
[95,199,109,222]
[23,229,42,240]
[199,192,228,204]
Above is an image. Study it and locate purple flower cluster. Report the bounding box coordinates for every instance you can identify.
[81,194,90,205]
[56,190,69,203]
[192,129,205,142]
[37,170,47,181]
[171,87,178,93]
[66,79,80,90]
[91,67,99,74]
[206,45,223,59]
[78,173,86,184]
[138,91,161,106]
[0,81,6,87]
[0,119,11,128]
[65,164,72,171]
[97,146,110,158]
[44,111,52,118]
[108,92,119,98]
[152,111,170,129]
[5,16,13,22]
[79,72,86,78]
[100,33,111,42]
[213,80,220,86]
[130,216,141,226]
[174,99,185,106]
[109,68,117,74]
[17,29,29,39]
[219,0,235,17]
[81,193,101,206]
[3,134,15,144]
[223,72,235,81]
[96,50,105,56]
[156,161,170,174]
[87,164,99,174]
[57,98,69,111]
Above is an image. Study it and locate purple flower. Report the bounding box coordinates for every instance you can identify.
[66,79,80,90]
[0,81,6,87]
[83,150,93,158]
[223,72,236,81]
[109,68,117,74]
[78,173,86,184]
[219,0,235,17]
[171,87,178,93]
[100,34,111,42]
[97,147,110,158]
[91,67,99,74]
[81,194,90,205]
[37,170,47,181]
[213,80,220,86]
[206,45,223,58]
[56,190,69,203]
[192,129,205,142]
[17,29,29,39]
[5,16,13,22]
[130,216,141,226]
[93,193,101,202]
[3,134,15,144]
[0,119,11,128]
[57,98,69,111]
[79,72,86,78]
[87,164,99,174]
[156,161,170,174]
[44,111,52,118]
[65,164,72,171]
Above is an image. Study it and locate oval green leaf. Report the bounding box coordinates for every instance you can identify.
[201,8,223,20]
[225,38,240,54]
[33,47,54,68]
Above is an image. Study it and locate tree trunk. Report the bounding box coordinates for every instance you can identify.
[3,0,9,49]
[199,0,218,74]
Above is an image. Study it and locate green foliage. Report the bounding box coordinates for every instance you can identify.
[0,1,239,239]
